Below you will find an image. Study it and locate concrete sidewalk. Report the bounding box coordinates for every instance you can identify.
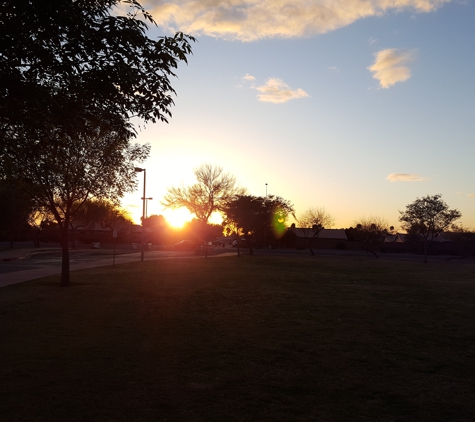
[0,247,237,288]
[0,247,62,262]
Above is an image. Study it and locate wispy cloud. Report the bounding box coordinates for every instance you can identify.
[148,0,450,42]
[387,173,429,182]
[254,78,310,104]
[243,73,256,81]
[468,193,475,197]
[368,49,416,88]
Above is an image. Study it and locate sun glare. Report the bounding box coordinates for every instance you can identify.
[163,207,193,228]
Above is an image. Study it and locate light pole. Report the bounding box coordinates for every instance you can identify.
[264,183,268,248]
[134,167,146,262]
[142,197,153,219]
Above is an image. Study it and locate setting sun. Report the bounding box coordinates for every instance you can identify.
[162,207,194,228]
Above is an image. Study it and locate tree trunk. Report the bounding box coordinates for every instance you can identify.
[308,237,316,256]
[60,228,70,286]
[363,243,379,258]
[423,241,429,264]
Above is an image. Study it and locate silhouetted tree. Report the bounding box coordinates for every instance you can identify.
[28,206,55,248]
[224,195,295,255]
[3,128,149,286]
[0,1,194,286]
[399,194,461,263]
[352,216,393,258]
[297,207,335,256]
[144,214,168,245]
[162,164,246,225]
[0,0,195,145]
[162,164,245,223]
[447,226,475,260]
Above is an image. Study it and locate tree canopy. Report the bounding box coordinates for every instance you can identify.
[297,207,335,256]
[0,0,195,143]
[224,194,295,254]
[350,216,392,258]
[0,0,194,285]
[162,164,246,224]
[399,194,461,263]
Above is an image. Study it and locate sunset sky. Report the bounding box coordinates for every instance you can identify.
[121,0,475,229]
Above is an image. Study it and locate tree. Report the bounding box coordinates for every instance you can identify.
[162,162,245,258]
[399,194,462,263]
[0,0,195,144]
[447,226,475,260]
[69,199,133,246]
[0,1,194,286]
[162,163,246,225]
[223,194,295,255]
[3,128,149,286]
[297,207,335,256]
[351,216,393,258]
[28,206,55,248]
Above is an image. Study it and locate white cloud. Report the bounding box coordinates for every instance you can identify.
[468,193,475,197]
[148,0,450,41]
[387,173,429,182]
[368,48,416,88]
[254,78,310,104]
[243,73,256,81]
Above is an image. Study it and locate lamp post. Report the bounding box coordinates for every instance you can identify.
[134,167,146,262]
[264,183,268,248]
[142,197,153,219]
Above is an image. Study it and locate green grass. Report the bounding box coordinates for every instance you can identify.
[1,255,475,421]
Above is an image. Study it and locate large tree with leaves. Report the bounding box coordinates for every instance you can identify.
[399,194,461,263]
[224,194,295,255]
[350,216,393,259]
[0,0,195,142]
[0,0,194,285]
[7,129,149,285]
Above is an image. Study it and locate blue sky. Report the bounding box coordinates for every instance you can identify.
[122,0,475,229]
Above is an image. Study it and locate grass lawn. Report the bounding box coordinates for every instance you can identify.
[1,255,475,421]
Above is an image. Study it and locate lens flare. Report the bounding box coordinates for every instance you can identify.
[271,207,287,238]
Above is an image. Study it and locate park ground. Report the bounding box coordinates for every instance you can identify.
[1,254,475,421]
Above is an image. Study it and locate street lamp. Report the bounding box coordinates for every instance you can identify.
[134,167,146,262]
[141,197,153,219]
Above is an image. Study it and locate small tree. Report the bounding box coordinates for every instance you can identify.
[28,206,55,248]
[399,194,462,263]
[297,207,335,256]
[352,216,392,258]
[224,195,295,255]
[4,129,149,286]
[447,226,475,260]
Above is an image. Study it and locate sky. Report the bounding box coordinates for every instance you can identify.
[121,0,475,230]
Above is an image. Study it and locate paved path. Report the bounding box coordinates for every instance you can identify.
[0,247,236,288]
